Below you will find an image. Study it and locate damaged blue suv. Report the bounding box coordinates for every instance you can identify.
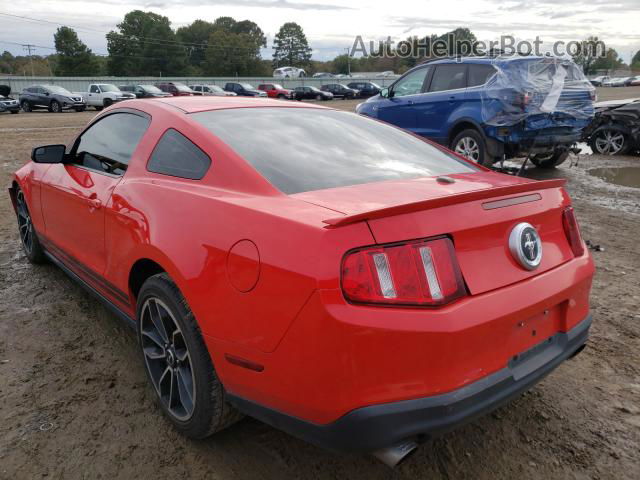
[356,55,595,168]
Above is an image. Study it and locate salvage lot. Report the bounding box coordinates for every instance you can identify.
[0,88,639,479]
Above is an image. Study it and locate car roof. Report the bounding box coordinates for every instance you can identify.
[145,96,329,113]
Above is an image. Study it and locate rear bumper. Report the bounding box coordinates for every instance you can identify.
[228,312,591,452]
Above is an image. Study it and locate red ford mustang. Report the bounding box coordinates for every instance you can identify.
[10,97,593,466]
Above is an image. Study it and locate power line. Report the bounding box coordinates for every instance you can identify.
[22,44,35,76]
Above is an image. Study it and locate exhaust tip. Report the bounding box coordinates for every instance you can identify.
[372,440,418,468]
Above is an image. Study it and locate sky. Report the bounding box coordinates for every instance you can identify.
[0,0,639,64]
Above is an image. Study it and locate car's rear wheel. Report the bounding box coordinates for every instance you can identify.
[451,129,487,165]
[530,151,570,168]
[21,101,31,112]
[15,187,46,264]
[103,98,113,108]
[137,273,243,439]
[49,100,61,113]
[589,129,629,155]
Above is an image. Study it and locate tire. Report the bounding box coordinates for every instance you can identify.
[15,186,46,264]
[315,94,322,100]
[103,98,113,108]
[589,129,629,156]
[451,129,488,165]
[530,151,570,168]
[277,94,285,99]
[10,110,19,114]
[21,101,31,112]
[49,100,61,113]
[137,273,243,439]
[75,107,85,112]
[94,106,103,111]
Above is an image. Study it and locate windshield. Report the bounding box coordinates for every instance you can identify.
[99,84,120,92]
[209,85,224,92]
[192,108,477,194]
[46,86,73,95]
[141,85,162,93]
[272,84,284,89]
[240,83,254,90]
[175,84,192,92]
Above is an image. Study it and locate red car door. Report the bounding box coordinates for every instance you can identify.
[40,111,150,280]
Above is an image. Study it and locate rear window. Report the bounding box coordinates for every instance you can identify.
[191,108,477,194]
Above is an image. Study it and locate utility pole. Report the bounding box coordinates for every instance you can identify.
[345,47,351,76]
[22,44,35,77]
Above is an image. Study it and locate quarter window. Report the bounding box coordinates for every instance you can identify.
[468,64,497,87]
[147,129,211,180]
[72,113,150,175]
[429,65,467,92]
[392,67,430,97]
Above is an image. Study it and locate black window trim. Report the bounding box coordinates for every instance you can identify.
[424,63,469,93]
[145,127,212,181]
[466,63,498,89]
[68,108,151,178]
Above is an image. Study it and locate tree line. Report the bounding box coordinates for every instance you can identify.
[0,10,638,77]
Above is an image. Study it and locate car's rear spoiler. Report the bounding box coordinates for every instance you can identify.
[322,178,567,228]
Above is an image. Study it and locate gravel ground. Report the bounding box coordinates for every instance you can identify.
[0,88,639,479]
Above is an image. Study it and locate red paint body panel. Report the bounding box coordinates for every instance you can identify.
[11,97,594,431]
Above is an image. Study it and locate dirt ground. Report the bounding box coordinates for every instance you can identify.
[0,88,639,479]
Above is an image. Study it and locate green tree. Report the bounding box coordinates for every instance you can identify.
[203,17,265,76]
[571,36,606,75]
[632,49,640,69]
[106,10,187,76]
[176,20,217,70]
[272,22,312,68]
[590,47,626,73]
[54,26,99,76]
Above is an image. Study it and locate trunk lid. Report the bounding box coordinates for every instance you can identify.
[292,172,575,295]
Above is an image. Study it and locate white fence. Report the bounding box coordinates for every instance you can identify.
[0,76,397,93]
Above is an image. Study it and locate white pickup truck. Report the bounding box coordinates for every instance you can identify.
[73,84,135,110]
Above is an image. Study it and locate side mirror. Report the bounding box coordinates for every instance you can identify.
[32,144,66,164]
[380,88,391,98]
[44,92,50,96]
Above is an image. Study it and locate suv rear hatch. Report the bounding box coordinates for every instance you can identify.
[293,171,576,295]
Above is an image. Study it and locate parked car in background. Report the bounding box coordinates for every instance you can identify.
[224,83,267,97]
[72,83,132,111]
[376,71,396,78]
[589,76,610,87]
[189,85,236,97]
[293,86,333,101]
[320,83,358,99]
[628,76,640,86]
[347,81,381,98]
[583,98,640,155]
[257,83,292,99]
[119,84,172,99]
[273,66,306,78]
[356,55,595,168]
[313,72,334,78]
[155,82,194,96]
[20,85,86,113]
[0,85,20,114]
[11,96,593,467]
[601,77,617,87]
[610,77,631,87]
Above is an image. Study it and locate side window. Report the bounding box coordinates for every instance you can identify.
[147,129,211,180]
[392,67,430,97]
[73,113,149,176]
[468,64,497,87]
[90,85,99,93]
[429,65,467,92]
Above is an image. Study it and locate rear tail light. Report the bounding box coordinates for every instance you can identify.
[562,206,585,257]
[341,237,467,306]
